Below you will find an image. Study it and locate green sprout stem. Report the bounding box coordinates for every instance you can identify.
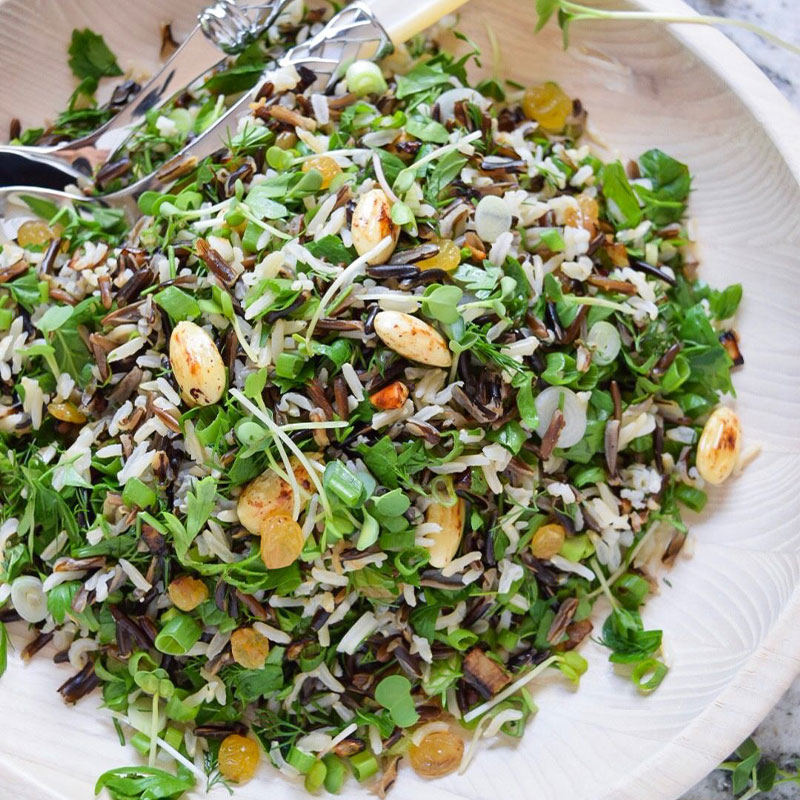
[554,1,800,56]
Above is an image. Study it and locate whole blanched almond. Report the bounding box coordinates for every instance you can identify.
[351,189,399,265]
[695,406,741,485]
[169,320,226,406]
[373,311,452,367]
[426,498,466,568]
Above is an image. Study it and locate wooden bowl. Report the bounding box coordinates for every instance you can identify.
[0,1,798,798]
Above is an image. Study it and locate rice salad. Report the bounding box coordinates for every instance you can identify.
[0,12,746,798]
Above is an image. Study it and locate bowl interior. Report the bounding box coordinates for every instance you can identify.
[1,1,799,799]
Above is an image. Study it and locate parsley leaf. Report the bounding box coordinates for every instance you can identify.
[68,29,123,81]
[452,262,502,298]
[359,437,399,489]
[599,607,662,664]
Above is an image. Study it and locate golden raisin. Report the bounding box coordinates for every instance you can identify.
[17,220,55,248]
[302,155,342,189]
[167,575,208,611]
[259,513,305,570]
[563,195,599,235]
[522,82,572,132]
[530,523,566,560]
[417,239,461,272]
[230,627,270,669]
[47,402,86,424]
[218,734,260,784]
[275,131,298,150]
[409,730,464,778]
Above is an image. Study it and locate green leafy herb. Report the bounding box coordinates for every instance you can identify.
[600,161,642,229]
[421,284,463,324]
[68,29,123,81]
[374,675,420,727]
[94,765,194,800]
[599,607,662,664]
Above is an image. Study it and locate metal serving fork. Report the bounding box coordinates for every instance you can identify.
[0,2,394,223]
[0,0,295,189]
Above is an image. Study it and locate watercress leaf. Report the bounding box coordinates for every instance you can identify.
[50,310,95,385]
[410,603,440,642]
[374,675,420,728]
[20,194,59,222]
[231,665,285,703]
[600,607,662,664]
[405,116,450,144]
[244,368,268,400]
[395,63,452,99]
[372,488,411,517]
[245,185,289,219]
[68,29,123,80]
[421,284,463,324]
[638,149,691,202]
[731,741,762,795]
[633,184,685,226]
[756,760,778,792]
[94,765,194,800]
[356,512,380,550]
[539,228,565,251]
[600,161,642,229]
[515,372,539,429]
[35,305,74,333]
[306,235,356,266]
[7,270,42,311]
[709,283,743,320]
[372,148,406,185]
[425,150,468,202]
[153,286,201,322]
[203,62,266,94]
[186,476,218,539]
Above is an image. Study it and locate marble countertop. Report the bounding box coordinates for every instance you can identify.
[684,0,799,107]
[679,1,799,797]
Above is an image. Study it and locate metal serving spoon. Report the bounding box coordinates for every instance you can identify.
[0,0,295,189]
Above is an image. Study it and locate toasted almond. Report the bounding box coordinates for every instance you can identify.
[696,406,741,485]
[425,498,465,568]
[169,320,226,406]
[373,311,452,367]
[351,189,399,265]
[369,381,410,410]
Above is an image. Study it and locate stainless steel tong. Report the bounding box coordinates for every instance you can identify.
[0,2,393,219]
[0,0,298,188]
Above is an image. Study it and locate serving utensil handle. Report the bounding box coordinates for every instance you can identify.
[367,0,471,46]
